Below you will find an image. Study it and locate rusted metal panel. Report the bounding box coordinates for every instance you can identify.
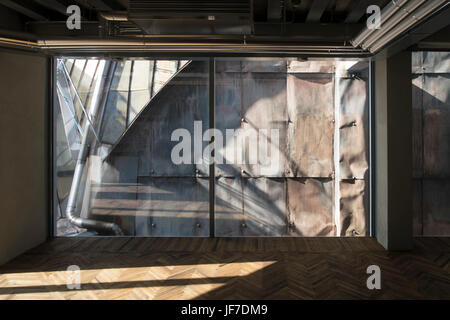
[423,74,450,177]
[215,177,243,236]
[412,179,423,236]
[412,52,423,74]
[215,67,288,177]
[287,60,335,73]
[412,74,424,178]
[339,179,369,236]
[287,178,335,236]
[422,179,450,236]
[422,52,450,74]
[111,61,209,177]
[287,73,334,177]
[135,177,209,236]
[215,70,243,177]
[89,155,139,235]
[242,178,287,236]
[215,177,288,236]
[241,72,288,177]
[339,77,369,180]
[215,60,241,73]
[241,59,287,73]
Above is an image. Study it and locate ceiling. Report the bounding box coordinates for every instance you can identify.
[0,0,448,55]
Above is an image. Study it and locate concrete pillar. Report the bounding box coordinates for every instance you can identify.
[374,51,413,250]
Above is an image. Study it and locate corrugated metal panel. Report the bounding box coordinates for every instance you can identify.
[286,73,334,177]
[287,178,335,236]
[339,77,369,180]
[339,179,369,236]
[135,177,209,236]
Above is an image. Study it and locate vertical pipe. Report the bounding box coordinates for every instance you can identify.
[65,60,123,235]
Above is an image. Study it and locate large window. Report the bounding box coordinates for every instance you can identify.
[53,57,371,237]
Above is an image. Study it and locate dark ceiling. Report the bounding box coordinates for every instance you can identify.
[0,0,392,44]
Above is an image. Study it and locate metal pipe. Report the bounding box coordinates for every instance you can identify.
[361,0,426,50]
[99,11,128,21]
[351,0,409,47]
[65,60,123,235]
[369,0,449,52]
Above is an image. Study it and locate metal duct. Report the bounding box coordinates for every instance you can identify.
[351,0,409,47]
[361,0,426,50]
[351,0,449,53]
[369,0,450,53]
[65,60,123,236]
[128,0,251,20]
[128,0,251,35]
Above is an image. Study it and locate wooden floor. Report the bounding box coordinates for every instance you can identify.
[0,237,449,300]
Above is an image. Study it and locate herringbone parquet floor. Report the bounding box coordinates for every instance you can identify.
[0,237,449,299]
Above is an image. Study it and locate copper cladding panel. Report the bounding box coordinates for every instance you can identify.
[287,74,334,177]
[339,77,369,180]
[339,179,369,236]
[287,178,335,236]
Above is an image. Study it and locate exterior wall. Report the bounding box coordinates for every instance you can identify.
[0,50,49,265]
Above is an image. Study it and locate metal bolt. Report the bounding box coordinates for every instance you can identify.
[196,223,201,228]
[241,223,246,228]
[241,117,246,123]
[352,121,357,126]
[151,223,156,228]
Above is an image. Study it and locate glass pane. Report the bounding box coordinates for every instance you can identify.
[54,58,209,236]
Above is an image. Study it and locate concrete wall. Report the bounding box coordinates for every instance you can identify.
[375,51,413,250]
[0,50,49,265]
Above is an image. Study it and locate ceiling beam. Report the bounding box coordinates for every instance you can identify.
[267,0,282,21]
[345,0,372,23]
[32,0,69,16]
[0,0,48,21]
[306,0,330,23]
[87,0,113,11]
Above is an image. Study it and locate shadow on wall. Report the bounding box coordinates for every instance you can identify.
[73,59,371,237]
